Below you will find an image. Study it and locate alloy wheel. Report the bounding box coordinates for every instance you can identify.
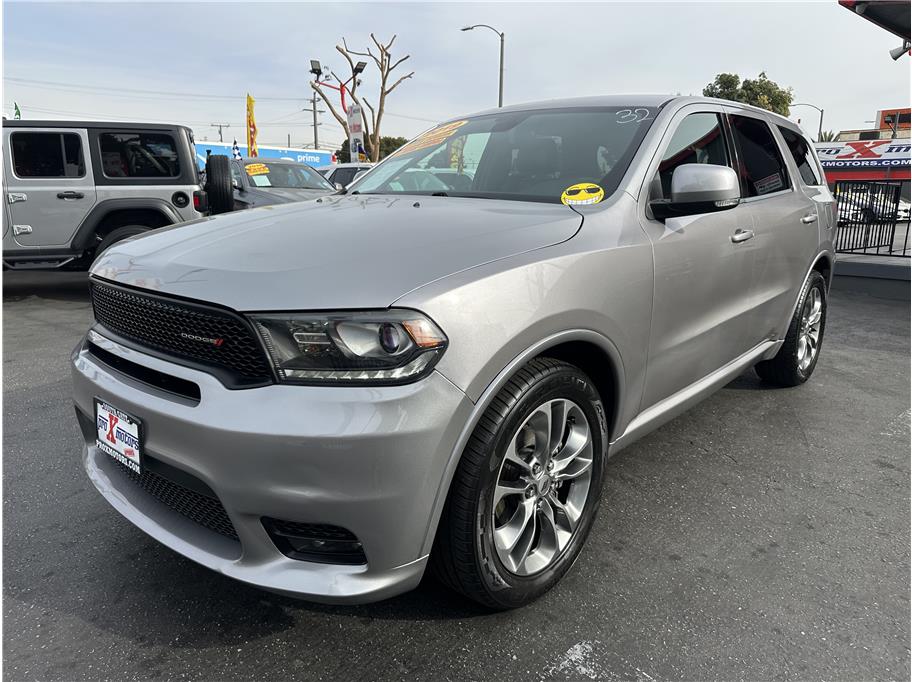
[798,287,823,372]
[491,398,594,576]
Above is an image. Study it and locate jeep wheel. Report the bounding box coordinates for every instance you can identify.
[205,155,234,215]
[96,225,150,258]
[432,358,608,609]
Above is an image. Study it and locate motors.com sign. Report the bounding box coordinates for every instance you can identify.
[815,140,911,169]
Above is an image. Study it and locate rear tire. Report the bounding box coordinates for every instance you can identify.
[755,271,828,387]
[431,358,609,609]
[205,154,234,215]
[95,225,150,257]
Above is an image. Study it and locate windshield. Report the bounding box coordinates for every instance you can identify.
[351,106,659,203]
[244,161,335,190]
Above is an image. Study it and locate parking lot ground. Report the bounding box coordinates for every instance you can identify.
[3,271,910,682]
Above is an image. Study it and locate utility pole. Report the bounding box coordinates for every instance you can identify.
[210,122,230,142]
[311,93,323,149]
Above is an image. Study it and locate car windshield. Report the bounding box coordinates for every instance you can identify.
[350,106,659,203]
[244,162,334,190]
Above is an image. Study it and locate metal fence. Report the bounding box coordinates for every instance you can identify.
[834,180,908,257]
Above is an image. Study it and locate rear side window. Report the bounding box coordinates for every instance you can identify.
[11,132,85,178]
[777,126,823,186]
[99,132,179,178]
[729,115,790,197]
[658,113,729,198]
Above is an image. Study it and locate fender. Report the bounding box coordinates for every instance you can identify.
[419,328,626,557]
[71,198,182,251]
[770,249,834,350]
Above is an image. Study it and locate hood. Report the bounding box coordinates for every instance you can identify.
[92,195,582,311]
[246,187,333,205]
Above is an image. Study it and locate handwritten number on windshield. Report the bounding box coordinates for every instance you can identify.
[616,108,653,124]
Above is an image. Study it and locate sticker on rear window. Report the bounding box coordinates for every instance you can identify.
[246,163,269,176]
[561,182,604,206]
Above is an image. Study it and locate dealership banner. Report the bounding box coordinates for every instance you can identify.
[194,142,334,170]
[815,140,911,170]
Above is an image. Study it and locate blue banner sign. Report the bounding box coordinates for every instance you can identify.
[194,142,334,169]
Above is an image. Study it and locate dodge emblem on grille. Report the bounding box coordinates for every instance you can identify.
[180,332,225,347]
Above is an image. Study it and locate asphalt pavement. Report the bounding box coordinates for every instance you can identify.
[3,271,910,681]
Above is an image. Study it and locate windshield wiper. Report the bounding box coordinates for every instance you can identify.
[431,191,448,197]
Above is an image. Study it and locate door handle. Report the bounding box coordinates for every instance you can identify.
[800,213,818,224]
[12,224,32,236]
[7,192,27,204]
[56,191,84,200]
[730,229,755,244]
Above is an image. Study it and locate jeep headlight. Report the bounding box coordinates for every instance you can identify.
[250,310,447,384]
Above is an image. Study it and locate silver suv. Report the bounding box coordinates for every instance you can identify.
[3,120,204,270]
[72,95,835,608]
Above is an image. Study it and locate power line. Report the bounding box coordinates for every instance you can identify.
[4,77,441,123]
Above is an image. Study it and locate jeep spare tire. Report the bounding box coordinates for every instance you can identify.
[205,154,234,215]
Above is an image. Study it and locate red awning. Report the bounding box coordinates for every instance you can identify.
[839,0,911,40]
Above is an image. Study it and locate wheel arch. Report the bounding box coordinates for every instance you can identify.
[72,199,181,251]
[420,329,626,556]
[811,252,833,289]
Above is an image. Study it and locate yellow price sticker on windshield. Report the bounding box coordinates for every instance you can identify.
[396,120,468,156]
[245,163,269,176]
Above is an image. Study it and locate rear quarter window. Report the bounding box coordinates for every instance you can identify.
[99,131,180,178]
[777,126,824,186]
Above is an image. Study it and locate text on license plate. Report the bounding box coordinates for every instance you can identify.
[95,399,142,474]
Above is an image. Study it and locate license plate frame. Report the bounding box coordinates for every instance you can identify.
[94,398,143,474]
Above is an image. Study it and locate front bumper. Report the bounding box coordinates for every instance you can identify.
[71,330,473,603]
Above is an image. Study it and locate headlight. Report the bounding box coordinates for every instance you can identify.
[250,310,447,384]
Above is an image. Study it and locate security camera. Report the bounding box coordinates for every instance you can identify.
[889,41,910,61]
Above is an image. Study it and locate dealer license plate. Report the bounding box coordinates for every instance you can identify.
[95,399,143,474]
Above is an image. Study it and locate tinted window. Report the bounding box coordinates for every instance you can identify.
[12,132,85,178]
[352,107,658,203]
[658,113,729,198]
[777,126,823,186]
[99,132,179,178]
[729,115,789,197]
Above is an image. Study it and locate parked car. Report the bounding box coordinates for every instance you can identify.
[315,162,373,188]
[2,120,207,269]
[898,198,910,222]
[73,95,835,609]
[206,157,336,213]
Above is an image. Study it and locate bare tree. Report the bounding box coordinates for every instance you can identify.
[310,34,414,162]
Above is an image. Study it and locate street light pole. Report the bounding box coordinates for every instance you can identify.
[461,24,505,107]
[792,103,824,142]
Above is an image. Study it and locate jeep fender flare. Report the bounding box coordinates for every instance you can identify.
[72,198,182,251]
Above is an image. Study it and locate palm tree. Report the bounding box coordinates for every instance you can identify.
[818,130,838,142]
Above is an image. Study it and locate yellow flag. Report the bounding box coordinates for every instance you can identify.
[246,93,258,158]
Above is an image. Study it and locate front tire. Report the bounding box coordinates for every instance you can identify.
[432,358,608,609]
[755,271,828,387]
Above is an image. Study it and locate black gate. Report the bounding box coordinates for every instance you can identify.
[834,180,908,257]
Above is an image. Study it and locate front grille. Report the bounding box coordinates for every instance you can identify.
[112,457,239,541]
[90,279,272,387]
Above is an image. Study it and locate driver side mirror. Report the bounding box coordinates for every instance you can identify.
[650,164,740,220]
[232,180,243,192]
[335,182,344,191]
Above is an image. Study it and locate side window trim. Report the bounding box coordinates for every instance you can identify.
[723,108,795,202]
[774,125,824,187]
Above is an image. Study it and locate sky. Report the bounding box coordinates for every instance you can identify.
[3,1,910,152]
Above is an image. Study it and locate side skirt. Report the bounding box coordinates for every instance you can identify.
[610,339,782,455]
